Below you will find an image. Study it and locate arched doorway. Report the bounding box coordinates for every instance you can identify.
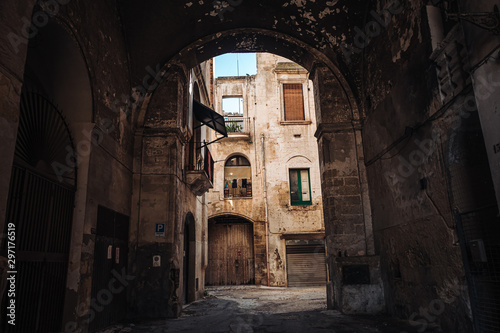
[0,12,93,332]
[1,91,76,332]
[206,215,254,286]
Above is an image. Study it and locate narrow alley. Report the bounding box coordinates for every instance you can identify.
[96,287,435,333]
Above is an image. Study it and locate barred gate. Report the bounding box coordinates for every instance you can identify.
[455,207,500,333]
[447,110,500,333]
[2,165,74,333]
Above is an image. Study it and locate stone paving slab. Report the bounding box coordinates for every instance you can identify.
[96,286,441,333]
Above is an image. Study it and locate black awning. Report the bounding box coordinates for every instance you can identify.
[193,100,227,137]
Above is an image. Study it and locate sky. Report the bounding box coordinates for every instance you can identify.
[214,53,257,78]
[222,97,243,115]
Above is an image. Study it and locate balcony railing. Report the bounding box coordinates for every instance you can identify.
[185,146,214,196]
[224,117,251,134]
[224,181,252,198]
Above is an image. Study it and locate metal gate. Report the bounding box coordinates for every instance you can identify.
[447,111,500,333]
[2,165,74,332]
[455,207,500,333]
[88,206,130,332]
[206,221,254,286]
[286,241,326,287]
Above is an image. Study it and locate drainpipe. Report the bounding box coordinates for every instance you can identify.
[261,134,270,287]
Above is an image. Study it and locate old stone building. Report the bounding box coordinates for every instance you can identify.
[0,1,499,332]
[206,53,328,289]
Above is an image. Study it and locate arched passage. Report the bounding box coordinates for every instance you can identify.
[130,26,379,315]
[135,28,361,129]
[1,13,94,332]
[0,12,96,332]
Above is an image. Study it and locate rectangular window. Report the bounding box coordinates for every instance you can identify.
[283,84,304,121]
[289,169,311,205]
[222,97,243,116]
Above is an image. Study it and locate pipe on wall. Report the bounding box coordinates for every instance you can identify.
[261,133,270,287]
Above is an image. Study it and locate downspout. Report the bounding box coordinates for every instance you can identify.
[261,134,270,287]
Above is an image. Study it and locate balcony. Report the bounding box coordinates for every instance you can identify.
[185,146,214,196]
[223,117,252,138]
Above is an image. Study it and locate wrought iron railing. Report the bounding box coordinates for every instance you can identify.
[224,117,251,134]
[224,180,252,198]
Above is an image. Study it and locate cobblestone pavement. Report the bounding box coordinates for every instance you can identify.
[97,286,439,333]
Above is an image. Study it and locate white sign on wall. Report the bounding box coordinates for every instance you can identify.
[115,247,120,264]
[153,255,161,267]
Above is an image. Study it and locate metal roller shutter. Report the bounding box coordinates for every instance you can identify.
[286,245,326,287]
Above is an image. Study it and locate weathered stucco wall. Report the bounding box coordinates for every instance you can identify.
[208,53,324,287]
[359,1,498,331]
[129,64,212,322]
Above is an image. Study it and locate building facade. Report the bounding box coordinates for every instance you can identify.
[206,53,327,288]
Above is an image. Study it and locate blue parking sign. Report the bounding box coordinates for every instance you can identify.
[155,223,165,237]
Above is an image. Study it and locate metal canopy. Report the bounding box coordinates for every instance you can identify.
[193,100,227,137]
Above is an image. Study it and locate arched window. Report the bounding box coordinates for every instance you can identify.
[224,155,252,198]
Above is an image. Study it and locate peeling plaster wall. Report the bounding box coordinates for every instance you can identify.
[128,63,212,321]
[0,1,135,330]
[0,0,36,243]
[360,1,497,331]
[120,0,370,99]
[208,53,324,287]
[56,3,135,330]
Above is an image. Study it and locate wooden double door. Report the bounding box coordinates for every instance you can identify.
[206,222,254,286]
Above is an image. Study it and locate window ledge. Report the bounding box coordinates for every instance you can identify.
[223,196,253,200]
[280,121,312,126]
[287,203,319,211]
[216,132,251,139]
[227,132,251,138]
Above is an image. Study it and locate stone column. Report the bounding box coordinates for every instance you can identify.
[312,65,383,314]
[61,122,96,331]
[129,128,184,319]
[317,125,367,257]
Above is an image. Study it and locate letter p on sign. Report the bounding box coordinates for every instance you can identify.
[155,223,165,237]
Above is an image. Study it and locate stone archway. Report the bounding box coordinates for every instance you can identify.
[1,12,96,332]
[133,29,379,313]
